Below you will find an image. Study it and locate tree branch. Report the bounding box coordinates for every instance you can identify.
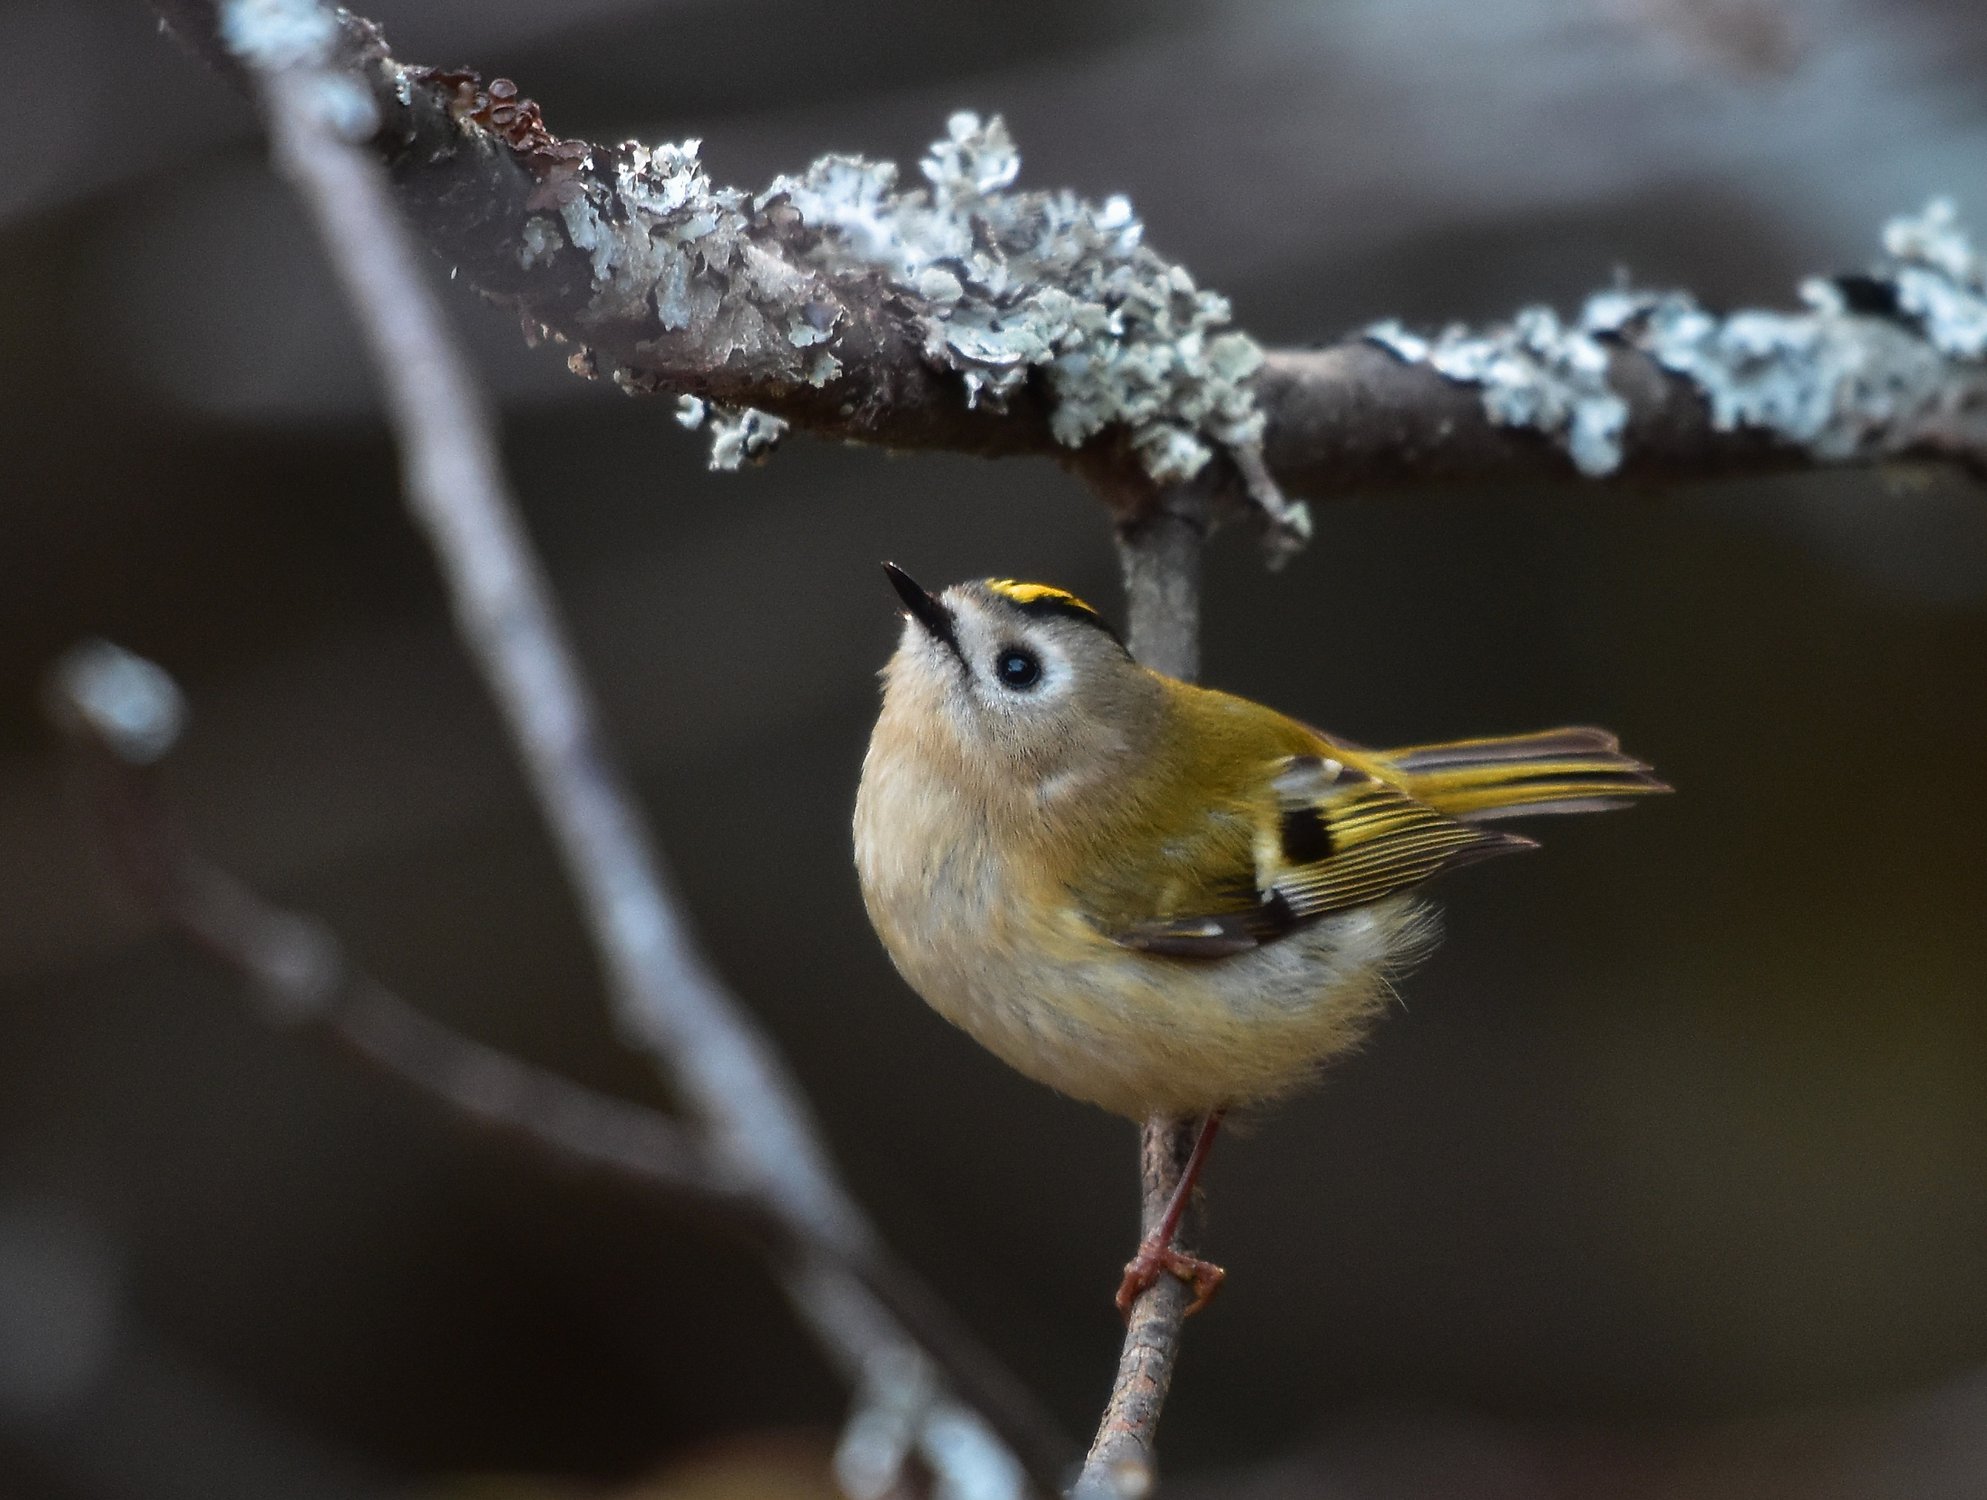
[158,2,1987,564]
[50,647,753,1221]
[1070,492,1210,1498]
[45,640,1070,1495]
[241,0,856,1275]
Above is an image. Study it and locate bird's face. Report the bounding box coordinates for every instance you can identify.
[877,566,1163,795]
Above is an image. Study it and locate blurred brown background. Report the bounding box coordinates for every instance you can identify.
[5,0,1987,1495]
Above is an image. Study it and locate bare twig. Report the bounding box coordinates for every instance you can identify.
[46,639,1070,1499]
[245,16,851,1241]
[49,642,757,1223]
[1079,1118,1209,1500]
[155,3,1078,1493]
[1114,500,1205,685]
[1069,493,1210,1498]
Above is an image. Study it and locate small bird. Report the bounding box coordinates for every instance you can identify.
[854,565,1666,1314]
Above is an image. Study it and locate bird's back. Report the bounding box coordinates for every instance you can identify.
[1052,678,1327,934]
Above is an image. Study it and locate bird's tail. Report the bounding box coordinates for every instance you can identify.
[1378,726,1669,823]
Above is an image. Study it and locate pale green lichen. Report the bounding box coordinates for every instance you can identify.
[507,107,1302,545]
[707,408,786,469]
[1881,199,1987,359]
[1583,285,1957,459]
[1371,201,1987,474]
[804,348,842,386]
[1368,308,1626,476]
[555,138,762,332]
[765,112,1300,542]
[675,395,786,469]
[518,217,558,272]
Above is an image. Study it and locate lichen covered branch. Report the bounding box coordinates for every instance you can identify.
[1363,199,1987,482]
[340,15,1308,551]
[160,1,1987,561]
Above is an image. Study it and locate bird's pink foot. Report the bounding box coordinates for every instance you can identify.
[1115,1238,1227,1319]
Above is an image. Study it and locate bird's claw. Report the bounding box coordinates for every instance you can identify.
[1115,1241,1226,1319]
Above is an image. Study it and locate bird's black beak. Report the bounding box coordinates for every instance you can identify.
[881,563,963,661]
[882,561,968,667]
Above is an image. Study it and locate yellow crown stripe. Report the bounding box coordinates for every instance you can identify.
[985,579,1103,617]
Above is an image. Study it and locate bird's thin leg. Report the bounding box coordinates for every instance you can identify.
[1114,1109,1227,1318]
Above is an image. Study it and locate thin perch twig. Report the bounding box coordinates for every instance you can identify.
[1074,494,1211,1497]
[1080,1117,1209,1498]
[182,3,1075,1493]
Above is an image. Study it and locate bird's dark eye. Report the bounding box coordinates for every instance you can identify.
[994,647,1041,689]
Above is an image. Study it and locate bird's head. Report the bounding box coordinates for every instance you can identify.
[876,564,1163,793]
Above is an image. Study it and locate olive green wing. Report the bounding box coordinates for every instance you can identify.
[1107,754,1533,958]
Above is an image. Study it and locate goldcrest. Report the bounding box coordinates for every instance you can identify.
[854,567,1667,1124]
